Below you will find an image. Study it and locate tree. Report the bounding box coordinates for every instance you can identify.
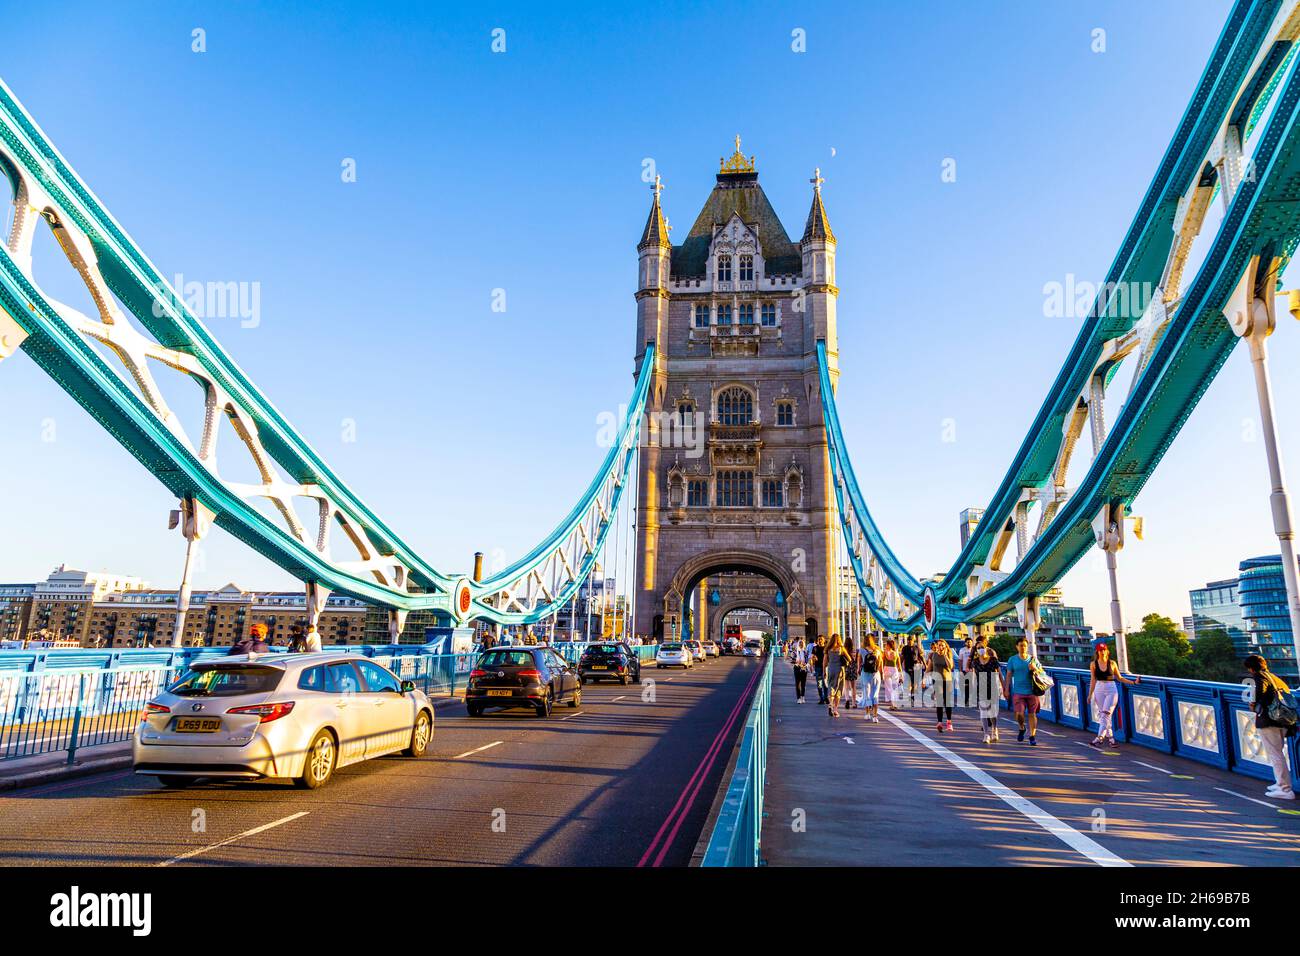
[1187,628,1242,683]
[990,633,1018,662]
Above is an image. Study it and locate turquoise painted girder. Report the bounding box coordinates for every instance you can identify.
[938,1,1287,613]
[825,0,1300,632]
[0,78,649,624]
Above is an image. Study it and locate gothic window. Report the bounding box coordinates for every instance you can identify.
[762,478,784,508]
[761,303,777,326]
[717,255,732,282]
[716,386,754,425]
[694,304,710,328]
[739,254,754,282]
[776,401,794,426]
[687,479,708,507]
[716,304,732,325]
[739,303,755,325]
[717,470,754,507]
[677,400,695,425]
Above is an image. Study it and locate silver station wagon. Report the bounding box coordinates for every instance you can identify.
[134,653,434,789]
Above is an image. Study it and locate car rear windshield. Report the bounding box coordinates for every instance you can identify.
[661,644,683,651]
[587,644,621,654]
[169,666,283,697]
[480,649,536,668]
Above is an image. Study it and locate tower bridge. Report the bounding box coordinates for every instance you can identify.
[3,0,1300,875]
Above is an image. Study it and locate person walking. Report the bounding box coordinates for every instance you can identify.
[881,637,902,710]
[825,633,848,718]
[1088,641,1138,748]
[970,638,1004,743]
[900,636,922,708]
[1005,637,1041,745]
[843,636,860,710]
[811,636,828,705]
[927,638,956,732]
[859,634,882,722]
[791,638,809,704]
[1245,654,1297,800]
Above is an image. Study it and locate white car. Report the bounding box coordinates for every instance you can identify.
[703,640,721,658]
[742,639,764,658]
[684,640,707,662]
[656,642,693,668]
[133,653,434,789]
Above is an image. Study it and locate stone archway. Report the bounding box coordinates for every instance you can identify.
[661,548,806,642]
[714,600,779,643]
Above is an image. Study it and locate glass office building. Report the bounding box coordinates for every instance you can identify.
[1188,577,1246,651]
[1238,555,1298,682]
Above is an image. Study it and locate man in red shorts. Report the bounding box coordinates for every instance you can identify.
[1004,636,1040,745]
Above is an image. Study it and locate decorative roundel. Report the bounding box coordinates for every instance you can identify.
[922,586,937,634]
[454,579,474,621]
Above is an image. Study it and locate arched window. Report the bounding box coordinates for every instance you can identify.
[716,387,754,425]
[717,255,732,282]
[739,254,754,282]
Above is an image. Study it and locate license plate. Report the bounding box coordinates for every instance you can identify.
[175,717,222,733]
[486,689,513,697]
[590,665,607,670]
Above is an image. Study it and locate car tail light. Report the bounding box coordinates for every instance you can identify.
[227,701,296,723]
[517,668,542,679]
[470,668,487,679]
[142,701,169,721]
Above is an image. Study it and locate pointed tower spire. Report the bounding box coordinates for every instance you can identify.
[801,167,835,243]
[639,174,671,249]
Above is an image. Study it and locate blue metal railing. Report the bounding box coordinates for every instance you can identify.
[700,652,774,867]
[0,641,662,764]
[1001,664,1300,788]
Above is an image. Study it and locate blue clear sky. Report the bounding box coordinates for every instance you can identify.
[1,0,1293,631]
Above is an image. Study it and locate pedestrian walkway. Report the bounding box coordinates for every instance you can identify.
[761,659,1300,866]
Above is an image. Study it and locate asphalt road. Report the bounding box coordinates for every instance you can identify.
[0,655,763,867]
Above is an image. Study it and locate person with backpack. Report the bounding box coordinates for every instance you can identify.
[1245,655,1297,801]
[859,635,882,722]
[842,636,860,710]
[1087,640,1139,748]
[927,638,956,732]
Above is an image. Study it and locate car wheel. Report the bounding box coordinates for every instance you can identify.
[296,729,336,789]
[536,688,554,718]
[404,709,432,757]
[156,776,193,789]
[466,703,483,717]
[569,686,581,708]
[634,669,642,685]
[578,674,586,686]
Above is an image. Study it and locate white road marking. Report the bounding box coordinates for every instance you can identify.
[157,811,309,867]
[843,737,855,744]
[612,695,627,702]
[1132,760,1172,775]
[453,740,503,759]
[880,712,1130,867]
[560,711,585,721]
[1215,786,1283,809]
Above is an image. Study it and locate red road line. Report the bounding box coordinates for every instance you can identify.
[637,662,764,867]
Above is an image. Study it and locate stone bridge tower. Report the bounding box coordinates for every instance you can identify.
[632,139,839,644]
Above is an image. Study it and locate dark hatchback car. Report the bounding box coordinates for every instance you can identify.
[466,645,581,718]
[577,642,641,685]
